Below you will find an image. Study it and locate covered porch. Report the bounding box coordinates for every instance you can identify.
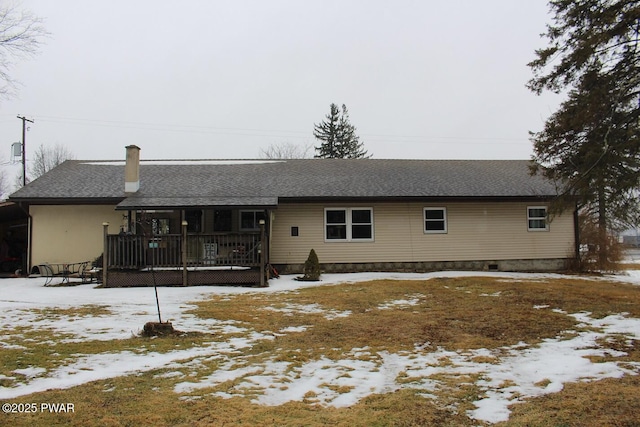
[102,204,274,287]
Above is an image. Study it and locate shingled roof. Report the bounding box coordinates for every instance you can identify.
[9,159,557,208]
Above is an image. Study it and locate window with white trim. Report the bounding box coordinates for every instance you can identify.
[325,208,373,241]
[424,207,447,234]
[527,206,549,231]
[239,210,266,231]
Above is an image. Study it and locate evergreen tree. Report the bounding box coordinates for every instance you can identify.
[528,0,640,268]
[313,103,369,158]
[302,248,320,281]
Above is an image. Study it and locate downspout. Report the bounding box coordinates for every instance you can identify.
[268,210,275,268]
[102,223,109,287]
[259,218,266,287]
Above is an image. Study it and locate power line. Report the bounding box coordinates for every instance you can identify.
[35,115,310,137]
[3,113,532,146]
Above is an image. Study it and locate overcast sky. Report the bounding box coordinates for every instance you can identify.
[0,0,563,164]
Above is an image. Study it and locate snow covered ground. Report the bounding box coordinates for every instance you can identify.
[1,270,639,424]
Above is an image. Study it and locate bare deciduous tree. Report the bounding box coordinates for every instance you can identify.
[0,167,8,199]
[259,142,313,159]
[0,3,49,99]
[29,143,74,180]
[12,170,26,191]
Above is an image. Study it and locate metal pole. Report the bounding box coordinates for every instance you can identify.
[17,115,33,186]
[150,242,162,323]
[154,286,162,323]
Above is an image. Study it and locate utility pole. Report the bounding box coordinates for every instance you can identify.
[17,115,33,186]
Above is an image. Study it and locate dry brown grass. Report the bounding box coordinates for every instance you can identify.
[1,377,476,427]
[191,276,640,354]
[503,374,640,427]
[2,276,640,426]
[618,262,640,270]
[32,305,113,318]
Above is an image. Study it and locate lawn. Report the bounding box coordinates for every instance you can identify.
[1,271,639,426]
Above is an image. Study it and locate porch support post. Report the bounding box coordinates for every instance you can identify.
[259,219,266,287]
[181,220,188,286]
[102,222,109,287]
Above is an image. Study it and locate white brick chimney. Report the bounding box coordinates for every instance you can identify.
[124,145,140,193]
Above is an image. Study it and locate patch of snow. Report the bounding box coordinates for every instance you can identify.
[13,367,46,378]
[263,303,351,320]
[480,292,502,297]
[279,326,308,333]
[378,294,424,310]
[81,160,284,166]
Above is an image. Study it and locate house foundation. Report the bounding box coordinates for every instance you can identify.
[275,258,571,275]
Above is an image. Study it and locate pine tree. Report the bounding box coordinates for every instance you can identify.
[302,248,320,281]
[528,0,640,268]
[313,103,369,158]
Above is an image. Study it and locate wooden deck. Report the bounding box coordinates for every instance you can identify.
[103,233,267,287]
[104,267,263,287]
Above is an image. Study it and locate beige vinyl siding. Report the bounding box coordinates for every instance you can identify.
[30,205,122,266]
[270,202,574,265]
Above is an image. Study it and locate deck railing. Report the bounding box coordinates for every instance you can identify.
[106,233,262,269]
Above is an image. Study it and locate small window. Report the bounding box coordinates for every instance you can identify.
[424,207,447,234]
[326,209,347,240]
[351,209,373,239]
[528,207,549,231]
[239,210,266,231]
[325,208,373,241]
